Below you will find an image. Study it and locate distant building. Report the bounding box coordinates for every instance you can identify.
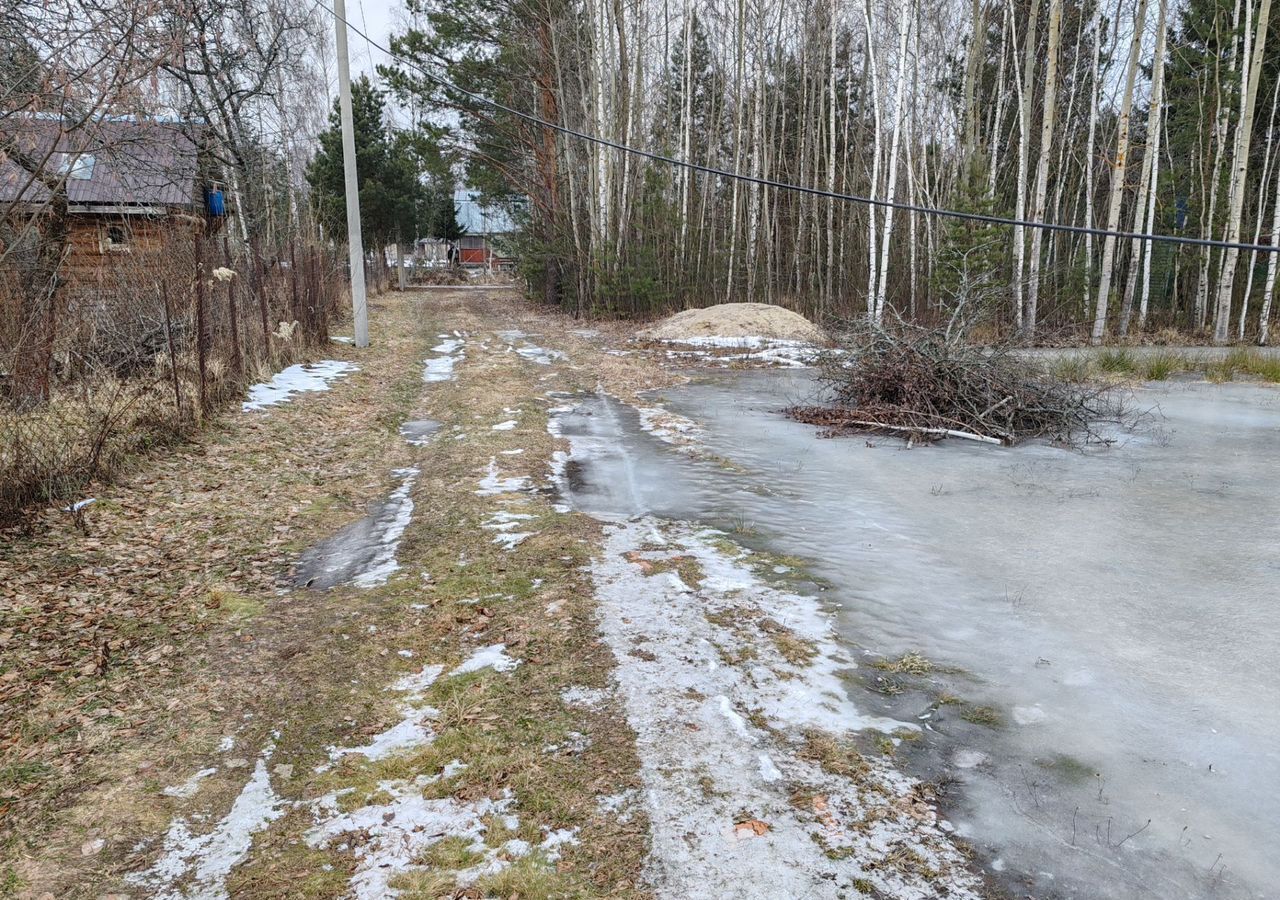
[453,188,518,270]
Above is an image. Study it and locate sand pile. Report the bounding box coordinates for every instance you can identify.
[638,303,824,344]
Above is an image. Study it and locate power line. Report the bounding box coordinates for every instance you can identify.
[321,1,1280,256]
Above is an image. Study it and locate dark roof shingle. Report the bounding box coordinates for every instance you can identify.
[0,116,203,207]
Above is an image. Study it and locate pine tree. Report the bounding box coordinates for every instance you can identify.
[306,76,427,247]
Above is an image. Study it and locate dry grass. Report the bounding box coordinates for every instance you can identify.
[2,289,656,898]
[1050,346,1280,384]
[873,651,934,676]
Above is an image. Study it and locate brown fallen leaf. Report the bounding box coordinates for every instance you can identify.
[733,818,770,838]
[812,795,839,829]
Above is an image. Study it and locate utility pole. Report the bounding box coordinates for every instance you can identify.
[334,0,369,347]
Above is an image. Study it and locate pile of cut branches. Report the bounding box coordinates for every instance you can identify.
[788,319,1124,446]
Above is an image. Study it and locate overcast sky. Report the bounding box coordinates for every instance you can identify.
[345,0,396,79]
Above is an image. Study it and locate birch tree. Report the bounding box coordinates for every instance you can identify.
[1024,0,1061,336]
[1092,0,1151,344]
[1212,0,1273,342]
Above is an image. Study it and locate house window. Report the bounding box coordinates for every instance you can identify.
[101,223,131,253]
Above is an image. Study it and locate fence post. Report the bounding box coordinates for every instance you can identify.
[223,234,242,376]
[194,232,209,417]
[249,234,270,357]
[160,278,183,421]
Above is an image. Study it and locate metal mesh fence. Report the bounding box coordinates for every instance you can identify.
[0,223,347,521]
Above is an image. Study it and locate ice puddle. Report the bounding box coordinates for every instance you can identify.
[293,466,418,589]
[545,393,980,897]
[589,518,980,899]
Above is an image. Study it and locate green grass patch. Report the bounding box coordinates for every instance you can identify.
[1035,753,1098,784]
[960,705,1004,728]
[1095,348,1137,374]
[1138,351,1190,381]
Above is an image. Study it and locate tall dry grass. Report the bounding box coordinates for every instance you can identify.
[1,229,345,520]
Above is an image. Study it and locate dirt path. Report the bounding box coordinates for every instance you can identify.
[1,287,987,899]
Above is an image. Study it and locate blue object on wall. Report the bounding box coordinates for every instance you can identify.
[206,188,226,216]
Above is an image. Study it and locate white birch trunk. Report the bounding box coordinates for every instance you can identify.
[1090,0,1150,344]
[1024,0,1060,336]
[873,0,915,322]
[1213,0,1273,342]
[1120,0,1169,335]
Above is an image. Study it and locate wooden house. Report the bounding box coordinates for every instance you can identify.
[0,115,223,308]
[454,188,517,271]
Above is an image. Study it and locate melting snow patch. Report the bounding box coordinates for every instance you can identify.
[243,360,357,411]
[476,458,530,496]
[588,517,981,898]
[326,663,444,764]
[561,685,609,710]
[539,828,579,861]
[653,335,821,368]
[423,336,466,383]
[351,467,419,588]
[542,732,590,755]
[491,419,518,431]
[596,789,640,823]
[162,767,218,799]
[758,754,783,783]
[451,643,521,676]
[126,745,285,900]
[482,509,537,550]
[306,782,515,900]
[636,406,702,449]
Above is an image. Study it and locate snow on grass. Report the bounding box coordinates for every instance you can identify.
[132,663,493,898]
[423,334,466,383]
[538,827,579,861]
[328,717,436,764]
[126,745,286,900]
[242,360,358,411]
[306,781,515,900]
[476,458,530,497]
[491,419,519,431]
[589,517,981,899]
[450,643,521,676]
[326,663,444,763]
[351,467,418,588]
[560,686,609,710]
[482,509,537,550]
[162,767,218,799]
[306,762,571,897]
[514,343,566,365]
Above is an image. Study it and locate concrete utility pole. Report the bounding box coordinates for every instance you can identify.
[334,0,369,347]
